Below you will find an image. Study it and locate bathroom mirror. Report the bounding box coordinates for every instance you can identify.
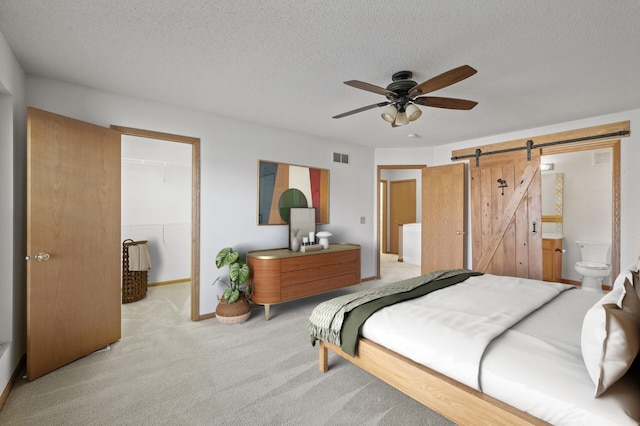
[541,172,563,237]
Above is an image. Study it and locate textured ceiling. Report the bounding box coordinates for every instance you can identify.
[1,1,639,148]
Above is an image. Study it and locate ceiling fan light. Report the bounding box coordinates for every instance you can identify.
[381,105,397,123]
[406,104,422,121]
[395,111,409,126]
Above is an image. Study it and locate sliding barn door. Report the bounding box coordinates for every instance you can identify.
[470,151,542,279]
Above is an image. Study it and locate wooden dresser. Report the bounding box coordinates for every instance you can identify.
[247,243,361,319]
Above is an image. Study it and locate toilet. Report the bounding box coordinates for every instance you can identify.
[574,240,611,292]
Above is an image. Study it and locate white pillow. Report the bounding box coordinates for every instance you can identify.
[613,262,638,290]
[617,278,640,320]
[633,270,640,299]
[581,286,640,397]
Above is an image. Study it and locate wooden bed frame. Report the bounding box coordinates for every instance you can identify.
[318,338,549,426]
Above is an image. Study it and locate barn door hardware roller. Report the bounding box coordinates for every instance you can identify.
[526,140,534,161]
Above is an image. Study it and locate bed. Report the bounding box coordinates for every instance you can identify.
[307,268,640,426]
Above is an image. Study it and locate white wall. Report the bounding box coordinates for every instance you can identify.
[0,92,12,362]
[121,136,192,283]
[402,223,422,266]
[25,76,377,316]
[375,146,433,166]
[0,29,26,400]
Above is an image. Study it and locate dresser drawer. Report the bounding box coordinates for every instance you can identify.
[281,272,360,301]
[282,261,358,287]
[281,250,358,272]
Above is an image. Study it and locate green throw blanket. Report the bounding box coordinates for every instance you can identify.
[307,269,482,356]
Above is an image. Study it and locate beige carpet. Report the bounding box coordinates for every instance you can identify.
[0,256,452,425]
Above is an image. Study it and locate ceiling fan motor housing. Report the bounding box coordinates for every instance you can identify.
[391,70,413,81]
[386,71,418,102]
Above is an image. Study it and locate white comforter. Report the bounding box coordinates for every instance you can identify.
[361,274,570,389]
[360,274,640,425]
[482,288,640,426]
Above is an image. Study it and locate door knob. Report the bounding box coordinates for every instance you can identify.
[34,252,51,261]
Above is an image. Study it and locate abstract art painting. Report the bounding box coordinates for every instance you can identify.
[258,160,329,225]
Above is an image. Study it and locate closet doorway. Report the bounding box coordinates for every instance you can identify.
[112,126,201,320]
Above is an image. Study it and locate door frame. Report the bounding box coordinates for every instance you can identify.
[376,165,426,279]
[380,179,388,254]
[111,126,202,321]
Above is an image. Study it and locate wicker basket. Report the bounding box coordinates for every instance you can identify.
[215,298,251,324]
[122,239,149,303]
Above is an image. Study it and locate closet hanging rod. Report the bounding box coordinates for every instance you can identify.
[450,130,630,165]
[121,157,191,168]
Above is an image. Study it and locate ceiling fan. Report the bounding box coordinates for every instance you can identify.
[332,65,478,127]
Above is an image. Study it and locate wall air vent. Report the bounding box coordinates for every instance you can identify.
[592,150,611,166]
[332,152,350,164]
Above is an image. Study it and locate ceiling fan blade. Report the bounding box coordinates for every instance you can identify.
[413,96,478,110]
[332,101,390,119]
[343,80,396,96]
[409,65,477,97]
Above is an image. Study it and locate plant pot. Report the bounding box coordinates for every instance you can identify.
[215,297,251,324]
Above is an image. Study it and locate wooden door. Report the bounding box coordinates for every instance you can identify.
[470,151,542,279]
[27,108,121,380]
[389,179,416,254]
[422,163,465,273]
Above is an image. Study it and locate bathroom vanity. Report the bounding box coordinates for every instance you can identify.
[542,237,563,282]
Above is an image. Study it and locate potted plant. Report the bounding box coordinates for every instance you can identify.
[214,247,253,323]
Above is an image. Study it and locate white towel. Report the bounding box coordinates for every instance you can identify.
[128,242,151,271]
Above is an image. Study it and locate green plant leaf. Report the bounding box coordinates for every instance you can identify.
[229,262,249,287]
[224,288,240,304]
[215,247,238,268]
